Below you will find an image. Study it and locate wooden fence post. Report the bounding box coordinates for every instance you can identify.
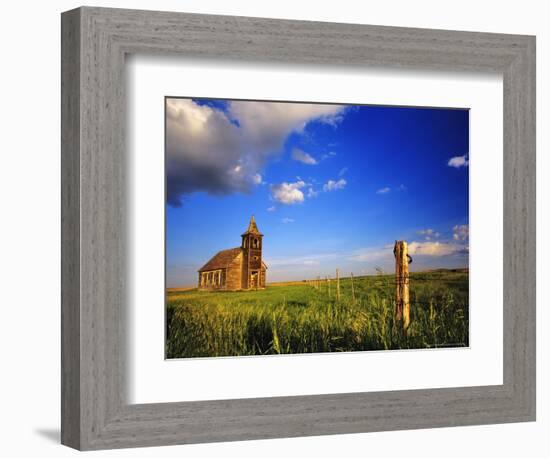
[336,269,341,301]
[327,276,331,298]
[350,272,355,302]
[394,240,411,333]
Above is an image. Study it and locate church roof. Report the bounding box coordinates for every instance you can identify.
[242,215,262,236]
[198,247,242,272]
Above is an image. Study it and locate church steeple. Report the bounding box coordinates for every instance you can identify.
[241,215,264,289]
[242,215,262,236]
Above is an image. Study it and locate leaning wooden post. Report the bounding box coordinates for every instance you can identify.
[350,272,355,302]
[394,241,411,333]
[336,269,341,301]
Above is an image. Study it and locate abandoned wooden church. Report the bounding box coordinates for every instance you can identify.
[198,216,267,291]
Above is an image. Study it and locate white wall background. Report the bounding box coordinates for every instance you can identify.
[0,1,546,456]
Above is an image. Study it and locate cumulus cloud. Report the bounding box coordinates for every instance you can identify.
[323,178,347,192]
[282,217,295,224]
[270,180,306,205]
[291,148,318,165]
[453,224,469,241]
[166,98,346,206]
[376,187,391,194]
[267,206,276,212]
[338,167,348,177]
[448,154,469,168]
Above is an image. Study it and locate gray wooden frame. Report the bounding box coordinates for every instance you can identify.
[61,6,536,451]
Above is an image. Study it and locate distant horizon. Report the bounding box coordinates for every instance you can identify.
[167,266,470,290]
[166,98,469,288]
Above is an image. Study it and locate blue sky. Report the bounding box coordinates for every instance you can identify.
[166,98,469,287]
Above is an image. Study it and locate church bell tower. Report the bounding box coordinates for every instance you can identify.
[241,215,263,289]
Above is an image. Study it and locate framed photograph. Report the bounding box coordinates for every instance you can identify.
[61,6,536,450]
[164,96,470,359]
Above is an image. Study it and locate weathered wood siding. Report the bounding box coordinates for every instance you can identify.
[198,269,228,291]
[225,252,243,291]
[260,268,266,288]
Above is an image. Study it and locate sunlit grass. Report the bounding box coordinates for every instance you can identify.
[166,270,469,358]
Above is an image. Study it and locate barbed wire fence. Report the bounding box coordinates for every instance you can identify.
[303,241,468,334]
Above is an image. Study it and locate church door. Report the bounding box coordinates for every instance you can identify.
[250,272,258,289]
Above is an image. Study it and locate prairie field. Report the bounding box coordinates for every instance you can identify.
[165,269,469,358]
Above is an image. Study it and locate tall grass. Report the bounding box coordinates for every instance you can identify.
[166,270,469,358]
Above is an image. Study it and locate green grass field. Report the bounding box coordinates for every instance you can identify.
[166,270,469,358]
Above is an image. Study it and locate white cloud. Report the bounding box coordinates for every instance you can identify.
[267,206,276,212]
[323,178,347,192]
[291,148,318,165]
[251,173,263,185]
[448,154,469,168]
[321,151,337,160]
[338,167,348,177]
[166,98,346,206]
[266,252,342,267]
[417,229,440,241]
[408,241,468,257]
[376,187,391,194]
[453,224,469,241]
[418,228,434,236]
[349,246,393,263]
[350,236,469,263]
[270,180,306,205]
[229,100,346,152]
[307,187,319,198]
[282,217,295,224]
